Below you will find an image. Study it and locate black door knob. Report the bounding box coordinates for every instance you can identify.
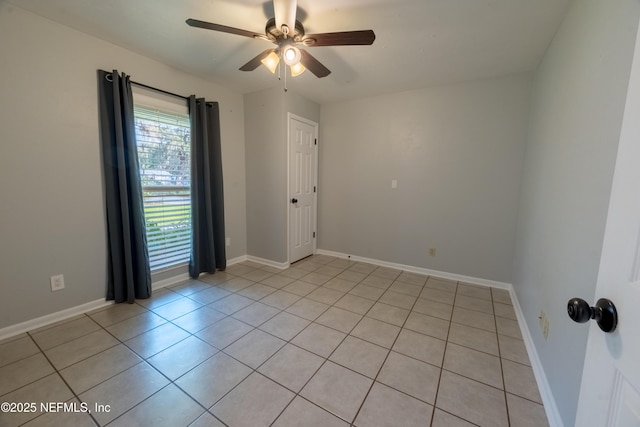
[567,297,618,333]
[291,198,298,204]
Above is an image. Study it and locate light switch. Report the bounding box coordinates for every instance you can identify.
[391,179,398,189]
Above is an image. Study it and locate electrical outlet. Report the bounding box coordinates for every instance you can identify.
[539,309,550,340]
[50,274,65,292]
[225,237,231,247]
[428,248,437,257]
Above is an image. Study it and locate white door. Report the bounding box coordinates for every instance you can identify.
[288,114,318,263]
[575,19,640,427]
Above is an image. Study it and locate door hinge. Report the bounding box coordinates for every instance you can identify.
[314,186,316,193]
[313,232,316,238]
[314,138,317,145]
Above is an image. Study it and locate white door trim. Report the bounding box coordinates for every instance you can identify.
[287,113,319,264]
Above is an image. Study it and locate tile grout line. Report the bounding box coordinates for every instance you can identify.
[112,333,217,425]
[94,286,244,426]
[262,262,413,425]
[1,268,248,427]
[75,310,213,426]
[349,273,434,427]
[266,261,386,426]
[23,314,105,427]
[202,267,542,421]
[216,260,331,423]
[201,265,517,421]
[34,287,235,426]
[427,279,458,427]
[173,259,357,425]
[492,287,512,427]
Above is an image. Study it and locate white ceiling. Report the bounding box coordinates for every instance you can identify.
[7,0,571,104]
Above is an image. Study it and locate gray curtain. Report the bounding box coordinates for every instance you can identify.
[98,70,151,302]
[189,96,226,277]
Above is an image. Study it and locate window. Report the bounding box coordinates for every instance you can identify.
[133,88,191,271]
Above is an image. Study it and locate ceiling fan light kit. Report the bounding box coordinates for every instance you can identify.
[282,45,301,66]
[261,51,281,74]
[289,62,306,77]
[186,0,375,84]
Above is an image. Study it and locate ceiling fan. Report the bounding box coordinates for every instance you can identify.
[186,0,375,78]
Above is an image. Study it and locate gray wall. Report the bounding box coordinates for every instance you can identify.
[245,86,287,262]
[0,5,247,329]
[318,74,532,283]
[244,87,320,263]
[512,0,640,425]
[284,91,322,126]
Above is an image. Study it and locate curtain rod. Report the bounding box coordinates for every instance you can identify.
[131,81,189,101]
[101,69,189,101]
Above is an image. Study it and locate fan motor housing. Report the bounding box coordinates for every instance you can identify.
[265,17,306,43]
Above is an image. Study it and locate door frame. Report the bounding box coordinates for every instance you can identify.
[286,113,319,264]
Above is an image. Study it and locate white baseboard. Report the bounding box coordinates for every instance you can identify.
[315,249,511,289]
[246,255,290,270]
[0,298,113,342]
[509,288,564,427]
[152,273,191,291]
[226,255,248,266]
[0,256,250,341]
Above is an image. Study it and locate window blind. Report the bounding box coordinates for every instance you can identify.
[133,104,192,271]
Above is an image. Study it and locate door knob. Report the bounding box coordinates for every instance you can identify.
[291,198,298,204]
[567,298,618,333]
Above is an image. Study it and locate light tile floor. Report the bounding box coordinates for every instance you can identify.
[0,255,550,426]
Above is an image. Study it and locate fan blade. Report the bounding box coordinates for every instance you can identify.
[273,0,297,35]
[300,49,331,78]
[240,49,276,71]
[186,18,265,40]
[303,30,375,46]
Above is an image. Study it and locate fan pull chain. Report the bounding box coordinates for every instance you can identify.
[284,64,288,92]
